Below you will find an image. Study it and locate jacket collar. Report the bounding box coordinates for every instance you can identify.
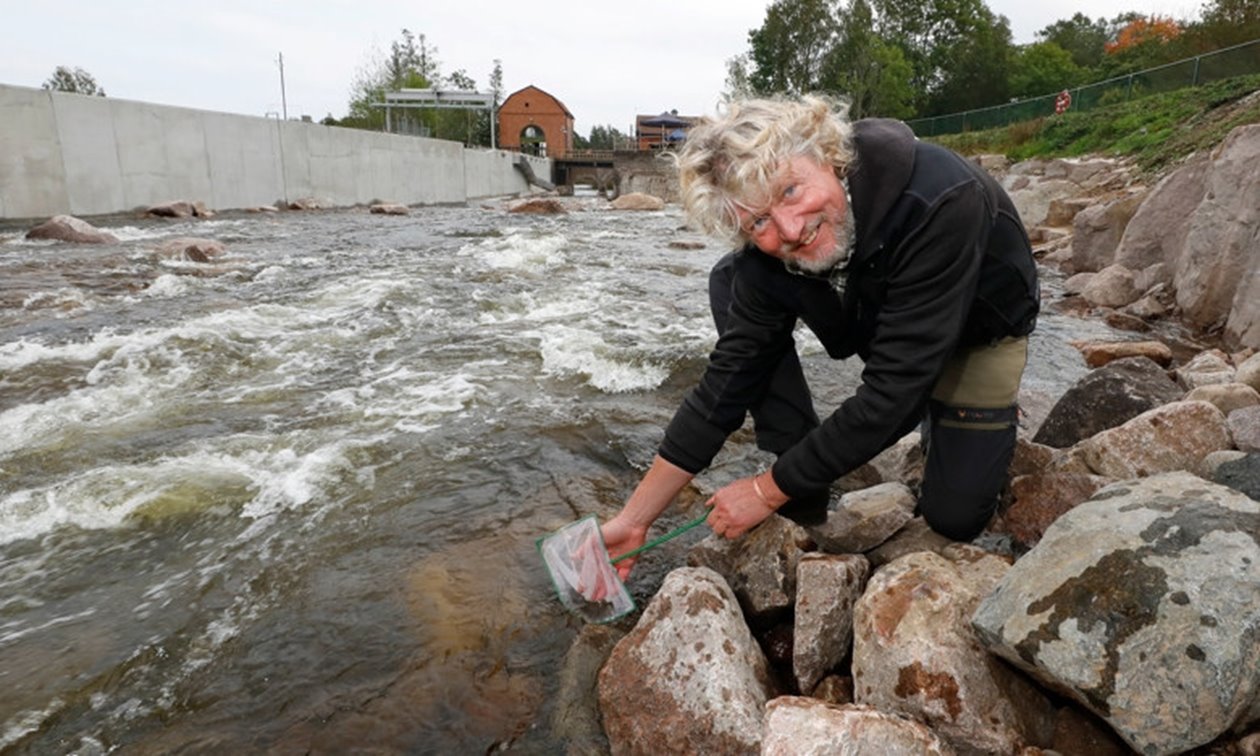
[847,118,917,255]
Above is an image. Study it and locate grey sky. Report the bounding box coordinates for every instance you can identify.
[0,0,1205,137]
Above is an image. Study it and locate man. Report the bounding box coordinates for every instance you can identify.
[601,96,1039,579]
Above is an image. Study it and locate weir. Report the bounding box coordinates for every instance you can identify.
[0,83,550,221]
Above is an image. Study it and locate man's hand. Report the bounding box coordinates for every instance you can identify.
[601,516,649,581]
[706,473,787,539]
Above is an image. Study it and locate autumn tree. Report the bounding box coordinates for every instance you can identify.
[42,66,105,96]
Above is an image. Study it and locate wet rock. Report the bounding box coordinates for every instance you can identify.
[146,200,195,218]
[1174,348,1237,390]
[553,624,622,755]
[597,567,772,756]
[1070,400,1231,479]
[1072,339,1173,368]
[999,472,1113,550]
[1228,405,1260,452]
[809,482,916,554]
[610,192,665,211]
[369,202,409,215]
[508,197,566,214]
[686,515,812,625]
[1033,356,1183,449]
[1212,452,1260,500]
[793,553,869,695]
[155,237,227,262]
[853,551,1056,754]
[1185,382,1260,415]
[762,699,954,755]
[1102,309,1151,333]
[971,471,1260,755]
[25,214,119,244]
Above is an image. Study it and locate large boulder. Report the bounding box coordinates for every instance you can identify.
[610,192,665,211]
[155,237,226,262]
[792,553,869,695]
[972,472,1260,755]
[25,215,119,244]
[686,515,812,624]
[1033,356,1183,449]
[1062,400,1232,479]
[597,567,773,755]
[853,550,1057,754]
[1175,125,1260,337]
[1069,190,1146,273]
[1114,151,1211,272]
[999,472,1114,549]
[809,481,916,554]
[1007,179,1080,228]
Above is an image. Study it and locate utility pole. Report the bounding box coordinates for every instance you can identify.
[277,52,288,120]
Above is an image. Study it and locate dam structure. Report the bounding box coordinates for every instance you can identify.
[0,83,549,221]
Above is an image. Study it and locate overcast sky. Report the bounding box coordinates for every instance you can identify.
[0,0,1206,137]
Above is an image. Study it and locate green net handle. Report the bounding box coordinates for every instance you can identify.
[610,510,710,564]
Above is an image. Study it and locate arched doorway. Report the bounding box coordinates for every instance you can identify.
[520,125,547,156]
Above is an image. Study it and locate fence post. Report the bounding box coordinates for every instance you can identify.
[1193,55,1202,86]
[1126,74,1134,100]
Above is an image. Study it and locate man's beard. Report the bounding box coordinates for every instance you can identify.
[783,202,857,276]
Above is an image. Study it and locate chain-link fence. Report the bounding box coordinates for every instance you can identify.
[908,37,1260,137]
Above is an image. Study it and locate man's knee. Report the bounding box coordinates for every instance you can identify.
[918,402,1017,541]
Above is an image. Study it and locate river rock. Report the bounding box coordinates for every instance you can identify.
[1067,400,1231,479]
[597,567,773,755]
[686,514,811,625]
[867,431,924,489]
[610,192,665,211]
[509,197,566,214]
[864,517,956,568]
[146,200,212,218]
[288,196,334,210]
[155,237,227,262]
[1072,339,1173,368]
[369,202,409,215]
[1238,352,1260,393]
[1044,196,1093,227]
[1228,405,1260,453]
[971,471,1260,755]
[811,675,855,705]
[853,551,1056,754]
[1008,179,1079,228]
[792,553,869,695]
[1033,356,1183,449]
[1080,264,1139,307]
[25,214,119,244]
[808,482,916,554]
[1211,452,1260,500]
[1070,190,1146,273]
[762,699,955,755]
[1185,382,1260,415]
[999,472,1114,550]
[1174,348,1236,389]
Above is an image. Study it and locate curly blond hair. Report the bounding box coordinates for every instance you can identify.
[673,95,854,245]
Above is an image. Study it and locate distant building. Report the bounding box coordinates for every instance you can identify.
[498,85,575,158]
[635,110,698,150]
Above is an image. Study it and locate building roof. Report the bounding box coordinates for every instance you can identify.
[501,85,574,118]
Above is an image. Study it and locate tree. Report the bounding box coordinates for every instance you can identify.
[42,66,105,96]
[823,0,915,118]
[1037,13,1108,69]
[585,125,629,150]
[1009,42,1083,99]
[1197,0,1260,46]
[747,0,839,94]
[722,54,754,101]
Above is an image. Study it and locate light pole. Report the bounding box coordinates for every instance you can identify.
[276,52,288,120]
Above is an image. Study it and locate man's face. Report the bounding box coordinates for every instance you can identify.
[736,156,852,274]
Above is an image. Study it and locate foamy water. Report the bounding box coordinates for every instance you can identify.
[0,203,1106,752]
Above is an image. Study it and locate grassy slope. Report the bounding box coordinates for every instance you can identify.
[929,73,1260,176]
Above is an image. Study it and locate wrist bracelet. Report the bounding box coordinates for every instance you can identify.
[752,474,775,509]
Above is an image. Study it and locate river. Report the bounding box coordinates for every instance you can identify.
[0,199,1123,753]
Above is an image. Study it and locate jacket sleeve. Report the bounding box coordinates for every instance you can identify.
[658,254,798,474]
[771,181,991,497]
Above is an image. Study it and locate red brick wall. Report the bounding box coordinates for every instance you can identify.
[498,86,574,158]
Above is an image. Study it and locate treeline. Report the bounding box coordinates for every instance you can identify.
[325,29,504,146]
[725,0,1260,119]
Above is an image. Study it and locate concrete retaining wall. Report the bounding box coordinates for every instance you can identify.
[0,83,547,221]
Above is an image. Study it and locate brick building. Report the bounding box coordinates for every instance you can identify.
[498,85,575,159]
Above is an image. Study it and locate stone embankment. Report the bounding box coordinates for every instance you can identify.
[558,123,1260,756]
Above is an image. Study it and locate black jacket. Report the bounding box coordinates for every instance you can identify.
[658,118,1039,498]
